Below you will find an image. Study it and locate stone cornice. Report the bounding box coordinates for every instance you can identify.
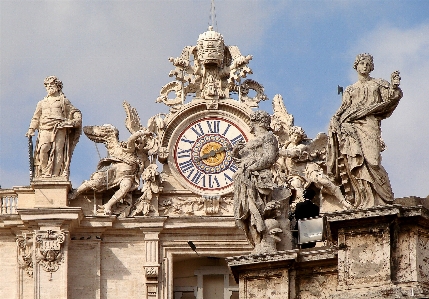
[324,205,401,222]
[0,214,24,228]
[297,247,337,263]
[226,250,298,267]
[324,204,429,222]
[17,207,84,221]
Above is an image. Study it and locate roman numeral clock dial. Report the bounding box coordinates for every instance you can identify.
[173,117,248,195]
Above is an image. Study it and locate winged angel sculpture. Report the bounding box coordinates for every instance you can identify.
[69,102,163,216]
[271,95,352,212]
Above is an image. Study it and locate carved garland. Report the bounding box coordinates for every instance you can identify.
[159,196,233,215]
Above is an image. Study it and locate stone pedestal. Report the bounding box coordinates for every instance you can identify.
[227,252,296,299]
[227,205,429,299]
[327,205,429,298]
[32,179,71,207]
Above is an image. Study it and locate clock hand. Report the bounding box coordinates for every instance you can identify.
[201,149,219,160]
[200,151,214,160]
[214,146,227,155]
[198,146,230,161]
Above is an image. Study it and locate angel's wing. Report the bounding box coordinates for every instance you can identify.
[123,101,143,134]
[271,94,294,144]
[304,133,328,159]
[147,114,165,135]
[272,94,294,126]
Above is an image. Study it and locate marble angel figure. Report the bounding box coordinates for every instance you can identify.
[69,102,162,216]
[271,95,352,212]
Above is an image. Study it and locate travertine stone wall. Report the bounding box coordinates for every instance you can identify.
[0,234,18,298]
[240,268,289,299]
[68,241,101,298]
[417,230,429,285]
[100,235,146,298]
[295,266,337,299]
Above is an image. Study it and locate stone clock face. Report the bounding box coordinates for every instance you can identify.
[173,117,248,195]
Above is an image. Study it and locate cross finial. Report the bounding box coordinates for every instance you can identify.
[209,0,218,31]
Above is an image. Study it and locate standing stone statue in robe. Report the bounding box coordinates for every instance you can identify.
[232,110,283,254]
[25,76,82,179]
[327,53,402,209]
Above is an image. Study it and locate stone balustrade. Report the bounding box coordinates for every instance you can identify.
[0,190,18,214]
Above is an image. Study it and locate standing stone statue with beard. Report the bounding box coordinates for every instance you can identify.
[26,76,82,179]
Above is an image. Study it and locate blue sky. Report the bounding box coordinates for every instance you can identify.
[1,0,429,198]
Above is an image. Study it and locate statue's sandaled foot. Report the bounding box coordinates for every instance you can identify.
[97,205,112,216]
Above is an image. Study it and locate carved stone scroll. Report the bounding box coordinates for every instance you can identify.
[145,266,158,279]
[202,195,220,214]
[16,233,34,277]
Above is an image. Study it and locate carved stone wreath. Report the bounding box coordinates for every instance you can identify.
[159,196,233,216]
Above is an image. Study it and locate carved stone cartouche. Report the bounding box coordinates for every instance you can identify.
[157,26,267,112]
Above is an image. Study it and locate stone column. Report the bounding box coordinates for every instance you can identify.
[143,231,161,299]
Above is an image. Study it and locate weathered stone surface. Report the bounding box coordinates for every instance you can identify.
[242,268,289,299]
[32,179,71,207]
[337,224,391,289]
[228,205,429,298]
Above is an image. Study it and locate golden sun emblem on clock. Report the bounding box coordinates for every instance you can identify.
[200,142,226,166]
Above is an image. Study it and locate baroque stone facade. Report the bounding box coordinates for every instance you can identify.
[1,26,427,299]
